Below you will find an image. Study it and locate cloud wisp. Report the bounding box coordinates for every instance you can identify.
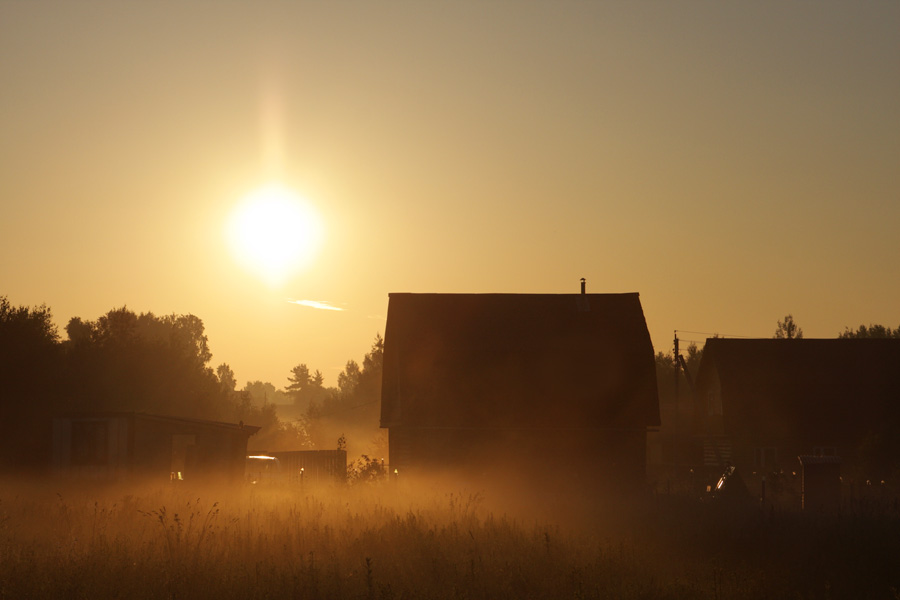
[287,299,345,312]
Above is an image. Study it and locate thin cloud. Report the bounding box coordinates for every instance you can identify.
[287,299,345,311]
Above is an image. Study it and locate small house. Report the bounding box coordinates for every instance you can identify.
[380,289,660,490]
[53,412,259,482]
[693,338,900,484]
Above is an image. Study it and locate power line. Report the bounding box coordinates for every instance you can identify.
[655,329,757,356]
[675,329,755,339]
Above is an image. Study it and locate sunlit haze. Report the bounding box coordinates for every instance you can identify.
[1,1,897,388]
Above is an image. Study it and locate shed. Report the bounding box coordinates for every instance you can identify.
[380,291,660,489]
[53,412,259,483]
[248,450,347,484]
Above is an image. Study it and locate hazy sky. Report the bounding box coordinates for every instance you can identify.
[2,1,898,388]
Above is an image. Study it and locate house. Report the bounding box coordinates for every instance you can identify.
[379,289,660,490]
[53,412,259,482]
[693,338,900,485]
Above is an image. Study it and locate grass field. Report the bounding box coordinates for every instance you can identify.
[1,477,899,599]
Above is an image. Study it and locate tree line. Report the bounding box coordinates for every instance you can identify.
[0,296,383,472]
[3,295,896,473]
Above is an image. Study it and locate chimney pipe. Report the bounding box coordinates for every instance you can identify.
[580,278,586,294]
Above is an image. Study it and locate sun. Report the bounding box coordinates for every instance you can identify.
[226,183,323,287]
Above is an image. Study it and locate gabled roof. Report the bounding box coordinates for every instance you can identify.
[380,293,659,429]
[695,338,900,440]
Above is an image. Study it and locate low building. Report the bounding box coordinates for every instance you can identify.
[247,450,347,484]
[53,412,259,482]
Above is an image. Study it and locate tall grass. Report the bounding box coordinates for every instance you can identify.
[1,478,899,599]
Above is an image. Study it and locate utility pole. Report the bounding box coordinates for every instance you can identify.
[673,331,680,399]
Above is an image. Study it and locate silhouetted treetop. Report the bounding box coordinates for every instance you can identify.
[0,297,61,390]
[356,333,383,402]
[337,359,361,397]
[0,296,59,345]
[242,380,290,406]
[286,363,311,396]
[62,307,221,418]
[0,297,63,469]
[66,308,211,367]
[286,363,328,410]
[774,314,803,339]
[216,363,237,392]
[839,324,900,339]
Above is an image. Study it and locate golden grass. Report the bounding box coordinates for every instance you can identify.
[1,478,899,599]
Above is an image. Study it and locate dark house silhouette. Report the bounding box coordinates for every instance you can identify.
[693,338,900,482]
[53,412,259,483]
[380,291,660,489]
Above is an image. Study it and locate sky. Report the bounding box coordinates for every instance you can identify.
[1,1,898,389]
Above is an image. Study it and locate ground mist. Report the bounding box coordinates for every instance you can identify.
[1,476,899,599]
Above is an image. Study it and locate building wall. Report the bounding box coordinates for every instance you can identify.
[131,422,249,482]
[267,450,347,484]
[52,416,131,479]
[693,366,724,437]
[694,368,865,491]
[388,425,647,490]
[53,415,252,483]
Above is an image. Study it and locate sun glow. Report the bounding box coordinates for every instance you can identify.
[227,183,323,287]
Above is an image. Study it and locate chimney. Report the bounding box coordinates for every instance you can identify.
[580,278,586,294]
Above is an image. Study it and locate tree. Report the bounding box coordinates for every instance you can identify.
[0,297,63,469]
[352,333,384,423]
[286,363,329,411]
[0,297,60,383]
[293,334,383,453]
[0,296,59,346]
[242,380,290,406]
[161,313,212,367]
[357,333,383,402]
[93,306,138,345]
[346,454,386,484]
[216,363,237,393]
[228,392,313,452]
[774,314,803,339]
[65,316,94,345]
[362,334,384,376]
[337,360,361,398]
[655,342,703,406]
[839,324,900,339]
[684,342,703,372]
[312,370,324,389]
[62,307,224,419]
[286,364,311,402]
